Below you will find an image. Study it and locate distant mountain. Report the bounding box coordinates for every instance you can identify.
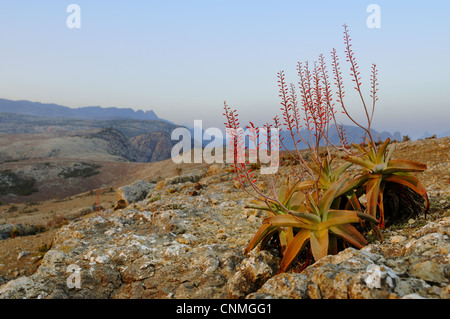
[277,125,401,150]
[0,98,159,121]
[219,125,402,151]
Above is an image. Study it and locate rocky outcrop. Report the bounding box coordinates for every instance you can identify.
[131,132,175,162]
[0,167,448,299]
[0,223,42,240]
[85,128,139,162]
[116,180,155,206]
[0,169,257,298]
[248,217,450,299]
[227,250,281,299]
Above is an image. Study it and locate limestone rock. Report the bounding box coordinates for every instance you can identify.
[227,250,280,299]
[117,180,155,206]
[0,223,40,240]
[154,172,206,191]
[247,272,309,299]
[249,217,450,299]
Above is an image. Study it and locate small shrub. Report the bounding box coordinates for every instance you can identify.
[7,204,19,213]
[58,162,101,179]
[45,214,70,230]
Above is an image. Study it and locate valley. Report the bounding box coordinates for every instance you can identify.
[0,110,190,205]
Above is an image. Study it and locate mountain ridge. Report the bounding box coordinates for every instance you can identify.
[0,98,160,121]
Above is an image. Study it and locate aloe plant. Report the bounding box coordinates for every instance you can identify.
[223,26,429,274]
[339,138,429,228]
[246,178,377,272]
[292,156,351,191]
[245,178,306,255]
[297,156,363,214]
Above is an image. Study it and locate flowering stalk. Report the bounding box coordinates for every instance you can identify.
[223,101,281,208]
[340,24,377,148]
[223,24,380,213]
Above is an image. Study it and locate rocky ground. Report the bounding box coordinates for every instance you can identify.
[0,137,448,299]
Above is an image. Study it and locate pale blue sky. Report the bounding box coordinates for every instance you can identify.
[0,1,449,138]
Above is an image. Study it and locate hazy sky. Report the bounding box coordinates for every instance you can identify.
[0,0,449,138]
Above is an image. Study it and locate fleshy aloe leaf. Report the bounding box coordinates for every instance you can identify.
[322,157,331,175]
[307,160,320,177]
[371,163,387,174]
[384,174,429,212]
[264,214,318,230]
[278,185,287,204]
[343,193,379,224]
[337,173,372,197]
[385,144,395,163]
[296,180,316,191]
[288,210,321,224]
[375,138,390,164]
[244,224,277,255]
[355,210,380,224]
[366,176,382,218]
[345,155,374,171]
[245,204,274,213]
[278,228,310,273]
[306,192,321,217]
[330,224,367,248]
[310,229,329,261]
[246,197,279,214]
[331,162,353,181]
[351,143,368,155]
[259,228,277,251]
[319,178,348,219]
[319,210,360,230]
[283,181,302,206]
[383,159,427,174]
[279,227,294,255]
[378,181,386,227]
[366,138,377,162]
[320,157,332,183]
[289,189,305,205]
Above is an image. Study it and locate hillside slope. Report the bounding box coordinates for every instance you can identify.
[0,112,190,204]
[0,137,448,299]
